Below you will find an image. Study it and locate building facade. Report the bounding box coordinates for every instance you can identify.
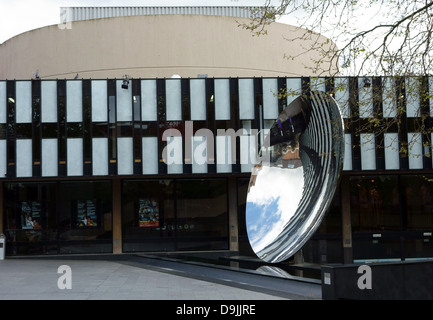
[0,8,337,80]
[1,7,433,265]
[0,75,433,265]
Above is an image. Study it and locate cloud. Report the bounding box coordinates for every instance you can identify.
[246,165,304,252]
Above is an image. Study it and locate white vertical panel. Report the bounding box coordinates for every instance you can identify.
[166,79,182,121]
[141,80,157,121]
[215,79,230,120]
[92,138,108,176]
[310,77,326,92]
[334,77,350,118]
[216,135,232,173]
[384,133,399,170]
[240,135,256,172]
[16,139,32,177]
[16,81,32,123]
[360,133,376,170]
[67,81,82,122]
[382,77,397,118]
[142,137,158,174]
[116,80,132,121]
[239,79,254,120]
[262,78,278,120]
[166,136,183,174]
[0,82,6,123]
[263,119,273,133]
[240,122,255,172]
[42,139,58,177]
[41,82,57,123]
[67,138,83,176]
[406,77,420,118]
[408,132,423,169]
[91,80,107,122]
[190,79,206,120]
[358,77,373,118]
[0,140,6,178]
[286,78,302,106]
[192,136,207,174]
[343,133,352,171]
[117,137,133,175]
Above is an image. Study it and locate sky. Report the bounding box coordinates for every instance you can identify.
[0,0,277,44]
[246,165,304,254]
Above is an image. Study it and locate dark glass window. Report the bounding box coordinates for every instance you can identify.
[141,122,158,137]
[15,123,32,139]
[350,176,400,232]
[92,123,108,138]
[401,175,433,260]
[176,179,228,250]
[401,175,433,230]
[237,177,254,256]
[41,123,58,138]
[57,181,112,254]
[350,175,401,262]
[66,122,83,138]
[3,182,57,255]
[117,122,133,137]
[122,179,175,252]
[122,179,229,252]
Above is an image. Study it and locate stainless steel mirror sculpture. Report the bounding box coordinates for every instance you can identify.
[246,91,344,263]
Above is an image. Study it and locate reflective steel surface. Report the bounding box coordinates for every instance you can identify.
[246,91,344,263]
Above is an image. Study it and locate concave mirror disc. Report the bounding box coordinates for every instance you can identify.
[246,91,344,263]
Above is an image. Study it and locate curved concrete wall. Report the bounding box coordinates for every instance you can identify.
[0,14,337,79]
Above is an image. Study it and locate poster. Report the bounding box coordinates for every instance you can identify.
[76,200,98,228]
[21,201,41,230]
[138,198,159,227]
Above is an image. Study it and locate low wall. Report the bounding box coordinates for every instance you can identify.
[321,260,433,300]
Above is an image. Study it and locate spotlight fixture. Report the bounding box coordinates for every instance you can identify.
[122,75,130,89]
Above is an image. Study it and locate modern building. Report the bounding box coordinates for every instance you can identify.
[1,7,433,269]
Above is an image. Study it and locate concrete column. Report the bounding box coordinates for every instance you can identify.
[112,178,122,254]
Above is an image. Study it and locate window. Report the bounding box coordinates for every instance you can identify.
[3,182,57,255]
[122,179,229,252]
[122,179,175,252]
[176,179,228,250]
[401,175,433,230]
[350,175,401,262]
[57,181,112,253]
[350,176,400,232]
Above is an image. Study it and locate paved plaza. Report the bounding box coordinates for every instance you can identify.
[0,255,321,300]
